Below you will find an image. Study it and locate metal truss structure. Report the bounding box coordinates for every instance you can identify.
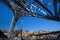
[0,0,60,40]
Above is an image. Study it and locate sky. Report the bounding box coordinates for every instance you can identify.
[0,0,60,32]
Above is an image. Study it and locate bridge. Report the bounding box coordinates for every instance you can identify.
[0,0,60,40]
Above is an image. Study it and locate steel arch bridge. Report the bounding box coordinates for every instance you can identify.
[0,0,60,40]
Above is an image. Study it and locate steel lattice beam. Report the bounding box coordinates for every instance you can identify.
[57,0,60,3]
[25,12,60,22]
[53,0,57,17]
[11,0,29,12]
[0,0,60,22]
[34,0,53,16]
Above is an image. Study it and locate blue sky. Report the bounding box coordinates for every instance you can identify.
[0,0,60,32]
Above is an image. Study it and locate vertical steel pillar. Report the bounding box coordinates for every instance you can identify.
[8,9,24,40]
[8,15,19,40]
